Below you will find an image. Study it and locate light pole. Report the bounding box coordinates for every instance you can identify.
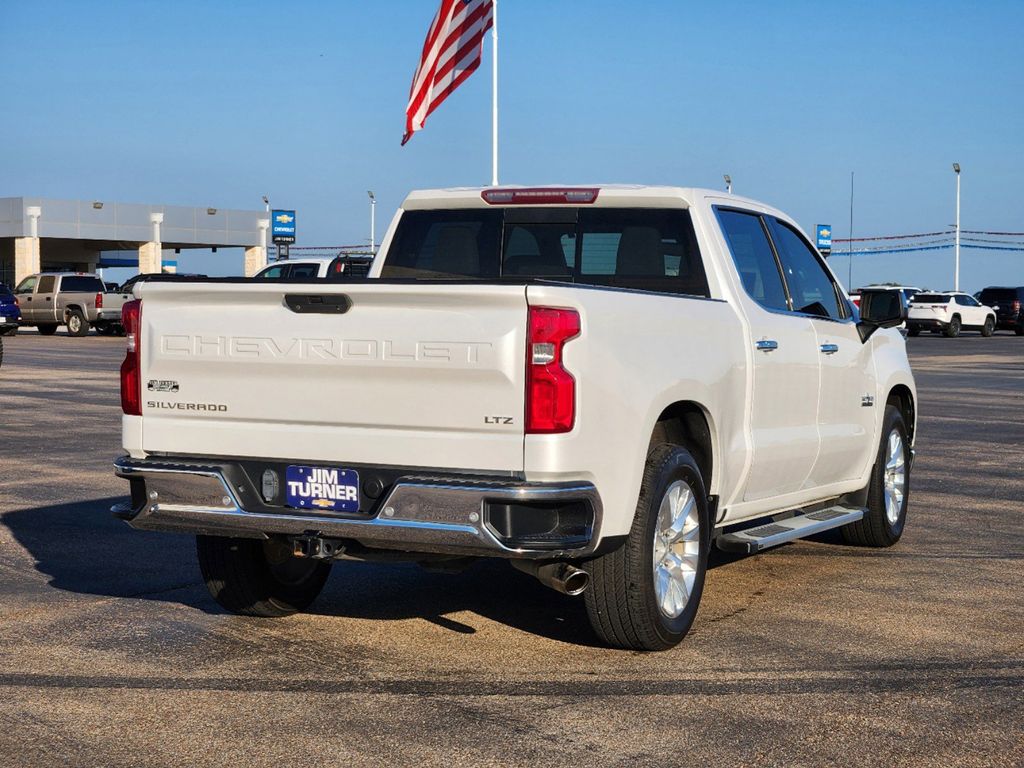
[367,191,376,255]
[262,195,269,213]
[952,163,961,291]
[723,174,732,194]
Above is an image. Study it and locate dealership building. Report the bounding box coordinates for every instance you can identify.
[0,197,270,287]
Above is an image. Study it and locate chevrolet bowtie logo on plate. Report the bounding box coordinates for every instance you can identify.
[275,213,294,224]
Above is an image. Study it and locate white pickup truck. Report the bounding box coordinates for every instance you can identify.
[113,185,916,651]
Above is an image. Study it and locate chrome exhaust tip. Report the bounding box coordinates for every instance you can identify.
[511,560,589,596]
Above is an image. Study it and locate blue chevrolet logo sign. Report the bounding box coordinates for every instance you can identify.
[816,224,832,253]
[271,209,296,243]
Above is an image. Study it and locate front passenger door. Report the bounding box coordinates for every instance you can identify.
[767,218,877,487]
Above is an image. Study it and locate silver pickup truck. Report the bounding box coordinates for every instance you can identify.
[13,272,122,336]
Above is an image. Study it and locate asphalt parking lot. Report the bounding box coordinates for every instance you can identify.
[0,328,1021,767]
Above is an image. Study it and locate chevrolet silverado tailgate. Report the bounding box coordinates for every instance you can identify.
[135,281,528,472]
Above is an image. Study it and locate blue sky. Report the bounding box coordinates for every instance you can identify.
[2,0,1022,291]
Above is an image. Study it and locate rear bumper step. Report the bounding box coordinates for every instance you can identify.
[714,506,864,554]
[113,456,601,559]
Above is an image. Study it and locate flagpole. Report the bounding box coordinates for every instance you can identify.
[491,0,499,186]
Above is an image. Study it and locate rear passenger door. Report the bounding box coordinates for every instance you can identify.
[32,275,58,323]
[717,209,821,502]
[766,218,877,486]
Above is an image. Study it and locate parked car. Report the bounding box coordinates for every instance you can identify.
[113,185,915,651]
[0,283,21,365]
[976,286,1024,335]
[94,273,210,335]
[906,292,996,337]
[13,272,121,336]
[254,256,373,280]
[0,283,21,337]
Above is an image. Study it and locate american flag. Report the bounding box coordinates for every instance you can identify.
[402,0,494,145]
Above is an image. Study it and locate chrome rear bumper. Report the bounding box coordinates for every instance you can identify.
[113,456,601,559]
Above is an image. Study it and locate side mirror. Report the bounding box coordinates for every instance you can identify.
[857,292,905,342]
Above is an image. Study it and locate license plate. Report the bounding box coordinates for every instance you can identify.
[285,465,359,512]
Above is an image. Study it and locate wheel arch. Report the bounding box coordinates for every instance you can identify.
[647,401,715,496]
[886,384,916,444]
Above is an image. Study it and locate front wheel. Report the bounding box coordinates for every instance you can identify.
[196,535,331,617]
[584,444,710,651]
[843,405,910,547]
[981,317,995,337]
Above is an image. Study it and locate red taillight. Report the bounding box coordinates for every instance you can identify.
[1013,300,1021,313]
[482,188,600,205]
[526,306,581,434]
[95,292,103,309]
[120,300,142,415]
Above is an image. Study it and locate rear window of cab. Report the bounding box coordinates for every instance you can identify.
[381,207,710,297]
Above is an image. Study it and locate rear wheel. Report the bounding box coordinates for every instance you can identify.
[37,324,58,336]
[944,315,961,337]
[843,405,910,547]
[196,535,331,617]
[66,310,90,337]
[981,317,995,337]
[583,444,710,651]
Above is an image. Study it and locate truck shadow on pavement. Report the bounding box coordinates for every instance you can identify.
[4,497,853,647]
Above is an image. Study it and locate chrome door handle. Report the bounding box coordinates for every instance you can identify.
[820,343,839,355]
[755,339,779,352]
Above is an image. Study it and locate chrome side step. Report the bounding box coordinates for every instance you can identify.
[715,506,864,554]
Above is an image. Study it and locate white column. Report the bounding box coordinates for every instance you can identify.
[14,206,42,284]
[244,219,270,276]
[139,212,164,274]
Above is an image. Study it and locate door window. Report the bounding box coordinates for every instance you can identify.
[36,276,56,293]
[15,276,37,294]
[768,219,845,320]
[717,210,788,311]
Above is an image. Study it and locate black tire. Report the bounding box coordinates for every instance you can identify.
[907,328,920,337]
[196,535,331,617]
[37,324,58,336]
[583,444,710,651]
[66,310,90,337]
[843,405,910,547]
[944,315,961,337]
[1016,326,1024,337]
[981,316,995,337]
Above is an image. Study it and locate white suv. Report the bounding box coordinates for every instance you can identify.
[907,291,996,337]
